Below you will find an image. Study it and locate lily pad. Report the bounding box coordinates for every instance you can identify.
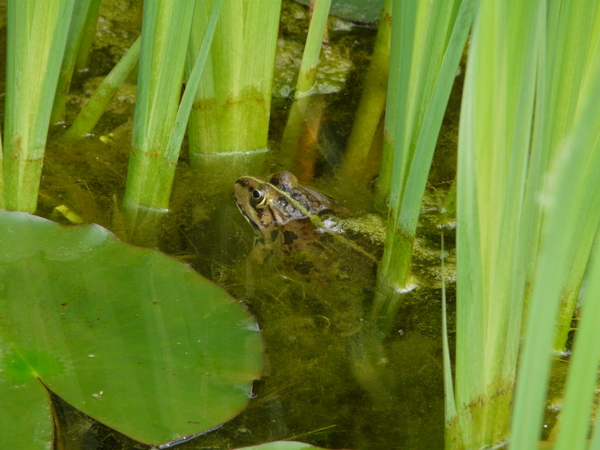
[0,212,263,447]
[237,442,333,450]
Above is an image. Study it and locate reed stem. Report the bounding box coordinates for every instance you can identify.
[339,0,391,181]
[295,0,332,98]
[51,0,102,123]
[4,0,75,213]
[58,37,141,145]
[372,0,474,333]
[122,0,196,240]
[186,0,281,197]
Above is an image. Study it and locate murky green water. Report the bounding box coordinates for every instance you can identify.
[9,1,462,448]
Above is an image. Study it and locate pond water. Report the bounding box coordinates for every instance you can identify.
[6,0,461,448]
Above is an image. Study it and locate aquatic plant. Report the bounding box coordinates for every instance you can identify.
[371,0,475,334]
[0,0,599,448]
[448,0,600,448]
[0,211,263,447]
[3,0,75,212]
[185,0,282,197]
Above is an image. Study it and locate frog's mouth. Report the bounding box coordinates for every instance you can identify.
[236,204,262,233]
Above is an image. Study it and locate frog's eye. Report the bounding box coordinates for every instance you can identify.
[250,188,265,206]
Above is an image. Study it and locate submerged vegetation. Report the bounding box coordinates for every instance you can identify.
[0,0,599,449]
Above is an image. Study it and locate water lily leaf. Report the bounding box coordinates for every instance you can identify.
[294,0,384,23]
[0,212,263,446]
[0,336,53,449]
[236,442,334,450]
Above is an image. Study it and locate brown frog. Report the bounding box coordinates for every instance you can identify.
[233,171,383,283]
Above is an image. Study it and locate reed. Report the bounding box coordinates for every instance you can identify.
[510,20,600,447]
[450,2,540,445]
[371,0,475,333]
[295,0,332,97]
[121,0,216,241]
[279,0,332,179]
[524,0,600,353]
[51,0,102,123]
[0,129,3,211]
[449,1,600,447]
[185,0,281,197]
[339,0,391,181]
[3,0,75,212]
[59,37,141,145]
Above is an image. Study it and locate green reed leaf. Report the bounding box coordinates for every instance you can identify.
[4,0,75,212]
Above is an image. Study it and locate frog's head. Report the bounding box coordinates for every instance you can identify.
[233,175,281,239]
[234,171,346,251]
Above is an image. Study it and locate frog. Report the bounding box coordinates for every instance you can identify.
[233,171,384,285]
